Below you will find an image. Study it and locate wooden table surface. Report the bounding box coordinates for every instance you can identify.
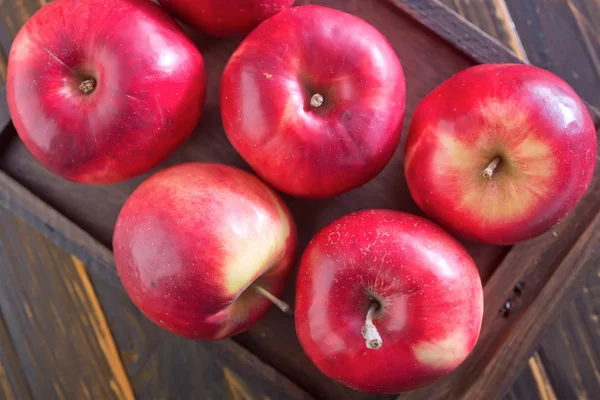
[0,0,599,399]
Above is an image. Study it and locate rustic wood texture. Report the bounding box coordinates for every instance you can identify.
[503,0,600,107]
[395,144,600,400]
[443,1,600,398]
[385,0,523,64]
[536,271,600,400]
[0,1,506,398]
[0,309,33,400]
[504,353,558,400]
[0,206,314,400]
[439,0,527,61]
[0,208,135,400]
[1,0,600,399]
[90,274,315,400]
[0,169,121,289]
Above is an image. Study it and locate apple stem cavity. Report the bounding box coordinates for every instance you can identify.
[482,156,501,180]
[79,78,96,94]
[361,303,383,350]
[254,285,291,314]
[310,93,324,108]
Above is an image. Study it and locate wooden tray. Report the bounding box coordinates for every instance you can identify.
[1,0,599,399]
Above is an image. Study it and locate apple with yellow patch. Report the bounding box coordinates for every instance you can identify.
[113,163,297,339]
[295,210,483,393]
[405,64,597,245]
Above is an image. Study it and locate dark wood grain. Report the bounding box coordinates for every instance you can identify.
[503,0,600,107]
[0,169,120,289]
[399,201,600,400]
[385,0,523,64]
[505,353,557,400]
[88,272,314,400]
[0,207,314,400]
[439,0,528,61]
[1,0,600,399]
[0,310,33,400]
[386,0,600,122]
[0,208,135,400]
[537,278,600,400]
[0,1,508,398]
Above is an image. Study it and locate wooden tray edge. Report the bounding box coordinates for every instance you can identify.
[0,168,316,400]
[0,1,599,399]
[389,0,600,122]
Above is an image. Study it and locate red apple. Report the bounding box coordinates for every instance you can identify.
[404,64,597,245]
[295,210,483,393]
[158,0,295,36]
[7,0,206,184]
[221,5,406,198]
[113,163,297,339]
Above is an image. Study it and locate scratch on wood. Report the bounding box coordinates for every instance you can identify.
[0,362,16,400]
[223,367,255,400]
[528,353,557,400]
[71,256,135,400]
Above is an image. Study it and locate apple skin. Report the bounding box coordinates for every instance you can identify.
[221,5,406,198]
[404,64,597,245]
[295,210,483,393]
[158,0,295,37]
[7,0,206,184]
[113,163,297,340]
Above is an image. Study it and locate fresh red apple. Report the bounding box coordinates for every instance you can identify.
[221,5,406,198]
[7,0,206,184]
[295,210,483,393]
[158,0,295,36]
[404,64,597,245]
[113,163,297,339]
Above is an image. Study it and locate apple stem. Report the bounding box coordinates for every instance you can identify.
[482,157,501,180]
[362,303,382,350]
[79,79,96,94]
[253,285,291,313]
[310,93,324,108]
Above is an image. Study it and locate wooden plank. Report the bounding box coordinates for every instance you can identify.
[77,256,316,400]
[506,353,557,400]
[0,207,314,400]
[0,208,135,400]
[0,0,598,399]
[0,169,120,288]
[537,280,600,399]
[386,0,523,64]
[503,0,600,107]
[387,0,600,121]
[460,212,600,399]
[439,0,528,61]
[0,311,33,400]
[397,142,600,400]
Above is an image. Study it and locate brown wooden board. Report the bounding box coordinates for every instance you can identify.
[503,0,600,108]
[0,309,33,400]
[1,0,600,399]
[0,209,135,400]
[438,0,528,61]
[0,206,313,400]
